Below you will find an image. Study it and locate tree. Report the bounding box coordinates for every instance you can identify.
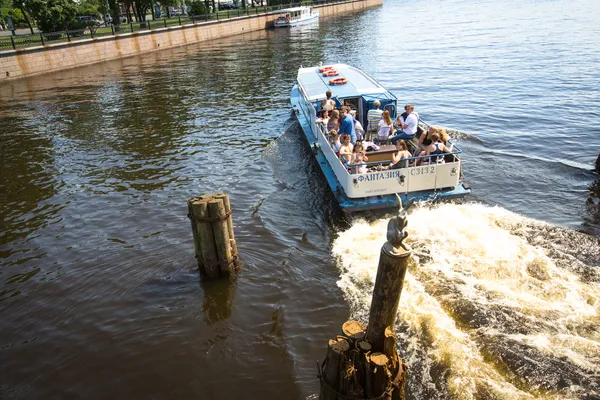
[189,0,206,15]
[107,0,121,25]
[0,0,10,20]
[11,0,36,33]
[76,0,102,17]
[25,0,78,32]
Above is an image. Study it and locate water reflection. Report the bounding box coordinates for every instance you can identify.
[0,113,60,268]
[201,278,237,325]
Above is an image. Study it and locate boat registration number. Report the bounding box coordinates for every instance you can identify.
[410,166,435,176]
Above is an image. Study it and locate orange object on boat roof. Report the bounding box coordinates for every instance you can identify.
[329,77,348,85]
[318,66,336,72]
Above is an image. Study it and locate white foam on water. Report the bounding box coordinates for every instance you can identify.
[332,203,600,399]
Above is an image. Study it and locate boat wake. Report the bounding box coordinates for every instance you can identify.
[445,127,484,144]
[332,203,600,400]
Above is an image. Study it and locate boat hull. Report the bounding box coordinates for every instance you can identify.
[290,84,471,213]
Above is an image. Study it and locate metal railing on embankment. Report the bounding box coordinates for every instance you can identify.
[0,0,351,51]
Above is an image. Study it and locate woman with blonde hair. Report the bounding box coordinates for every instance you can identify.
[329,130,341,156]
[376,110,393,143]
[419,126,438,151]
[418,132,454,164]
[327,109,340,132]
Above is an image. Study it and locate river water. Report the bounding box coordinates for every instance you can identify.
[1,0,599,398]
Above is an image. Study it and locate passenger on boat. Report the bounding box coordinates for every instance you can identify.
[326,109,340,132]
[350,142,369,174]
[390,140,412,169]
[376,110,394,143]
[418,126,448,151]
[329,130,341,156]
[316,109,329,127]
[366,100,383,141]
[339,134,354,164]
[419,132,453,164]
[321,90,336,111]
[350,110,365,141]
[338,106,357,144]
[391,104,418,144]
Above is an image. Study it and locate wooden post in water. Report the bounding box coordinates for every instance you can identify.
[318,198,411,400]
[365,231,410,353]
[187,193,240,279]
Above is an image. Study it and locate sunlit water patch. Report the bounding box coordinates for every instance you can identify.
[332,203,600,399]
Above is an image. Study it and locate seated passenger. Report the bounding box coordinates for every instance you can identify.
[390,140,411,169]
[329,130,341,156]
[418,126,449,152]
[390,104,418,144]
[439,128,450,145]
[418,126,437,151]
[339,134,354,164]
[376,110,394,143]
[350,110,365,141]
[350,142,369,174]
[419,132,453,164]
[321,90,336,112]
[367,100,384,141]
[327,109,340,132]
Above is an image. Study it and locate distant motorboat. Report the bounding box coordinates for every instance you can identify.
[274,6,319,28]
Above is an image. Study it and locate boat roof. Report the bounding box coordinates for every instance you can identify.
[279,6,310,12]
[297,64,396,102]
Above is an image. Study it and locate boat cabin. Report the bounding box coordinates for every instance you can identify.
[275,6,316,25]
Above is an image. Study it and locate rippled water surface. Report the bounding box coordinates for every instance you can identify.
[1,0,599,398]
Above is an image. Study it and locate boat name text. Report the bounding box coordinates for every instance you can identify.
[358,166,436,182]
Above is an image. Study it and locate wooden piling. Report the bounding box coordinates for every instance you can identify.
[321,338,350,400]
[187,193,239,279]
[318,320,406,400]
[365,244,410,353]
[318,200,412,400]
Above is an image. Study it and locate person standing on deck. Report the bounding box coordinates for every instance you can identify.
[338,106,357,144]
[366,100,384,141]
[321,90,336,111]
[391,104,418,144]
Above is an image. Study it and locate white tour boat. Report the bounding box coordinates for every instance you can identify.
[290,64,471,213]
[274,6,319,28]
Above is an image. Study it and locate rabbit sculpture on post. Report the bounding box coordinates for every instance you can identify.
[385,195,414,255]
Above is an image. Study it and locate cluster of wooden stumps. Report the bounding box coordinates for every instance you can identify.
[320,321,407,400]
[320,198,413,400]
[188,193,239,278]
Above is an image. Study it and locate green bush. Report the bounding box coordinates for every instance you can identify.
[27,0,78,32]
[189,1,208,15]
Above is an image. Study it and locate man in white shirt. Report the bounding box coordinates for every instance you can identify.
[391,104,418,144]
[366,100,383,141]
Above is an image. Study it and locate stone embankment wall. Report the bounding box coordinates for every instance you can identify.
[0,0,381,82]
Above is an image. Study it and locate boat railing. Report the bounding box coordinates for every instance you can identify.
[340,145,463,170]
